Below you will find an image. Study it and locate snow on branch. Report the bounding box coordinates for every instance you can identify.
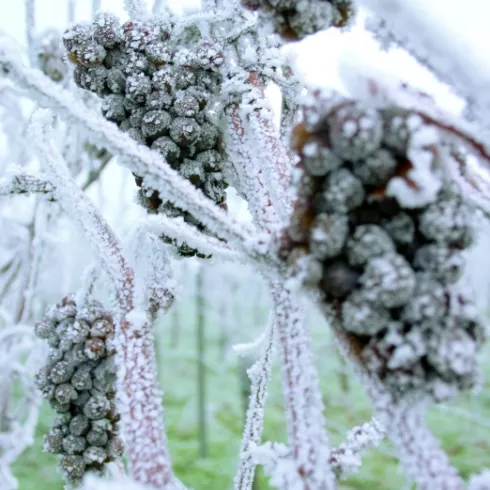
[234,316,275,490]
[359,0,490,129]
[146,215,246,264]
[0,34,265,261]
[329,418,385,479]
[0,172,54,197]
[383,402,465,490]
[270,283,336,489]
[28,109,182,489]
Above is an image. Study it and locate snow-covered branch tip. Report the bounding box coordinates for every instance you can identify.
[0,172,54,198]
[329,418,385,478]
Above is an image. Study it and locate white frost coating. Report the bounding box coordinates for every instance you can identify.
[270,283,336,489]
[0,172,54,197]
[146,215,245,264]
[386,128,442,208]
[359,0,490,130]
[234,316,275,490]
[329,418,385,478]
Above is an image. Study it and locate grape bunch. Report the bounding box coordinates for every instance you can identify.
[63,13,228,257]
[34,296,123,484]
[280,91,485,402]
[241,0,354,40]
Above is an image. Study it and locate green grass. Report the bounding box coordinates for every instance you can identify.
[12,304,490,489]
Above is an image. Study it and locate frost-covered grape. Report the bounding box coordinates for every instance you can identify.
[173,91,200,117]
[68,320,90,343]
[83,446,108,465]
[152,66,174,90]
[195,150,223,171]
[83,394,110,420]
[35,320,55,339]
[175,67,197,90]
[196,70,219,92]
[401,274,446,323]
[93,12,121,49]
[79,41,106,68]
[328,103,383,161]
[322,168,365,212]
[62,434,87,455]
[180,159,205,186]
[341,290,391,335]
[203,175,227,202]
[90,319,113,337]
[427,329,478,378]
[195,122,219,152]
[419,198,473,247]
[302,140,342,176]
[352,148,397,187]
[195,42,225,70]
[44,427,64,453]
[169,117,201,147]
[322,260,360,299]
[346,225,395,267]
[55,384,78,405]
[124,49,150,75]
[107,436,124,458]
[101,94,126,122]
[73,390,91,407]
[309,213,348,260]
[69,414,90,436]
[360,254,416,308]
[50,361,75,384]
[103,48,126,69]
[381,108,420,154]
[128,106,146,128]
[84,337,106,360]
[86,426,109,447]
[106,67,126,94]
[59,455,86,482]
[146,90,173,110]
[126,73,151,103]
[62,24,91,53]
[122,20,158,51]
[141,110,172,140]
[145,41,172,65]
[151,136,181,165]
[413,244,464,285]
[382,212,415,246]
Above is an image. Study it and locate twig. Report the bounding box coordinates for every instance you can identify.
[234,315,275,490]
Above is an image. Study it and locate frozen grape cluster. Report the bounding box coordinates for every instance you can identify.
[241,0,354,40]
[63,13,228,257]
[34,295,123,485]
[280,90,485,403]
